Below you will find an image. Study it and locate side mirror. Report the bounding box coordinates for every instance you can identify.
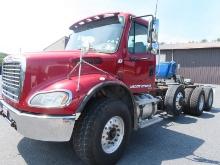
[147,18,159,53]
[148,18,159,43]
[152,19,159,43]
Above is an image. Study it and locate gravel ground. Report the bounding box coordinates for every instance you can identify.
[0,84,220,165]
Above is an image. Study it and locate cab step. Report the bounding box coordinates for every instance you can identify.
[138,116,163,128]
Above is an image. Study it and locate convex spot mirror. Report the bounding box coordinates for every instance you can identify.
[81,36,95,54]
[151,42,159,54]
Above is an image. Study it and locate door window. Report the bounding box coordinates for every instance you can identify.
[128,22,148,54]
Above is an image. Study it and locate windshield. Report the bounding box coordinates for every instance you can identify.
[65,16,125,53]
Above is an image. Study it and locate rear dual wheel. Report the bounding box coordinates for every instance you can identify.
[204,87,214,111]
[184,87,213,116]
[164,85,185,116]
[183,87,194,114]
[165,86,213,117]
[189,87,205,116]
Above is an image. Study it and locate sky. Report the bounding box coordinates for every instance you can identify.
[0,0,220,54]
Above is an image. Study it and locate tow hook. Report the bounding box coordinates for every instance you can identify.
[11,120,17,130]
[0,110,17,130]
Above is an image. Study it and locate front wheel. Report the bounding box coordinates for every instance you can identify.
[73,99,132,165]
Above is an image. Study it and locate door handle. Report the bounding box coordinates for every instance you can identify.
[140,57,149,60]
[130,57,150,61]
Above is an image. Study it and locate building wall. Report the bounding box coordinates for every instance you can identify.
[156,53,166,64]
[44,36,69,51]
[161,48,220,84]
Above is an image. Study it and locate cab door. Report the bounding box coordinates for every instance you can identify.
[123,21,156,93]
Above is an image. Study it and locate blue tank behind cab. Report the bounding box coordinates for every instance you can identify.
[156,61,177,79]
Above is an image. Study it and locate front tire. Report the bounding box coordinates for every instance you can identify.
[73,99,132,165]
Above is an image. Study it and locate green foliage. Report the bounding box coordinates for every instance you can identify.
[0,52,8,65]
[201,39,207,43]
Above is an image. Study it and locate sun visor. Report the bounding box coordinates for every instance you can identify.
[69,13,120,33]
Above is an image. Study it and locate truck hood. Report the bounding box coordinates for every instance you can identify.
[24,50,117,91]
[2,51,119,114]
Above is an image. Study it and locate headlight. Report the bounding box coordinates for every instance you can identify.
[28,90,72,108]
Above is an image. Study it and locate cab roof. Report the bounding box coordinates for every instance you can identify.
[69,12,131,30]
[69,12,150,31]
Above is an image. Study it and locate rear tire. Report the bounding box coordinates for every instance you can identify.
[204,87,213,111]
[183,87,194,114]
[190,87,205,116]
[73,98,131,165]
[164,85,185,116]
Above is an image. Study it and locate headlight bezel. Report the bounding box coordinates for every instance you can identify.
[28,89,73,108]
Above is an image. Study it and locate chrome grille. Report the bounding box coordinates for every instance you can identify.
[2,56,26,102]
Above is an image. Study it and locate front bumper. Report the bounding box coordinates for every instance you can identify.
[0,100,77,142]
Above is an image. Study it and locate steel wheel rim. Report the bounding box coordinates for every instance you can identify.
[199,95,205,111]
[176,92,184,110]
[208,93,213,106]
[101,116,124,154]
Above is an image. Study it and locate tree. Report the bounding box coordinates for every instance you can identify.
[201,39,208,43]
[0,52,8,65]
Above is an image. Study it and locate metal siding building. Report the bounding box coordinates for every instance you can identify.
[44,36,69,51]
[160,43,220,84]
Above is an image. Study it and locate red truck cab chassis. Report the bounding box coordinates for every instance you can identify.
[0,12,213,165]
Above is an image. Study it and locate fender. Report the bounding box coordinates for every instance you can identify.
[22,74,138,129]
[76,79,138,129]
